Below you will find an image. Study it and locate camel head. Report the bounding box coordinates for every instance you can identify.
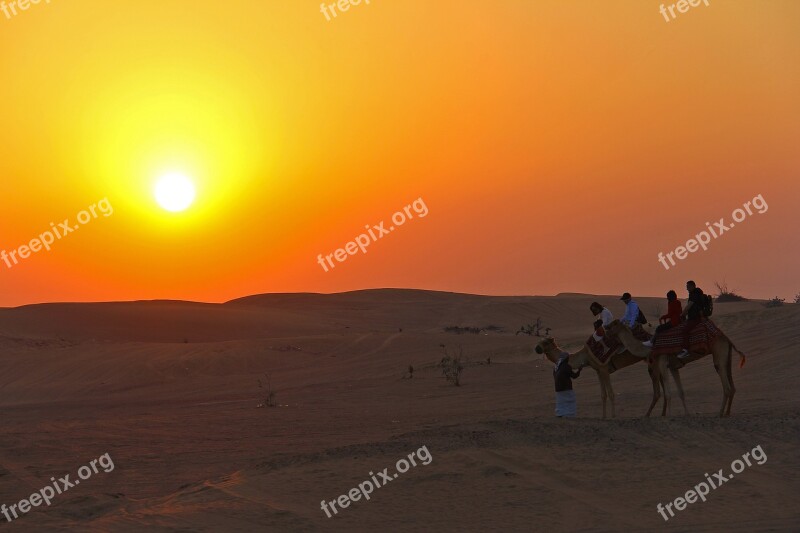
[535,337,561,363]
[535,337,556,354]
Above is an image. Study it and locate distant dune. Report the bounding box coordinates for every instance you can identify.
[1,289,771,342]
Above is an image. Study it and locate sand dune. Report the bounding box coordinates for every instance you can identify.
[0,290,797,531]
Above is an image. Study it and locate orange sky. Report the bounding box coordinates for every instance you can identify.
[1,0,798,307]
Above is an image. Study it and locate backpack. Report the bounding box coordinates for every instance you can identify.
[702,295,713,317]
[636,309,648,324]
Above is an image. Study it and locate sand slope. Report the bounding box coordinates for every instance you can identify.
[0,290,797,531]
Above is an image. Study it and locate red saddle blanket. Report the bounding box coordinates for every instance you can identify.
[651,320,720,357]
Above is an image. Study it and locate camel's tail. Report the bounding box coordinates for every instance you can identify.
[731,342,747,368]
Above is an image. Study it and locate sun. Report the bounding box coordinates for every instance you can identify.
[154,173,196,212]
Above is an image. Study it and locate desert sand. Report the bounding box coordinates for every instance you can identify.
[0,289,797,531]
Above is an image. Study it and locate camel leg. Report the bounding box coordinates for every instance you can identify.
[713,359,732,418]
[724,342,736,417]
[658,356,671,417]
[646,365,661,417]
[649,360,669,417]
[604,372,616,419]
[650,359,668,417]
[598,372,608,419]
[669,366,689,416]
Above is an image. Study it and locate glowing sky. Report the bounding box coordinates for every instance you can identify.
[1,0,798,306]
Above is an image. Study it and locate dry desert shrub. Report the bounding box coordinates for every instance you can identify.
[715,280,748,302]
[765,296,785,308]
[444,325,502,335]
[257,373,278,408]
[516,318,549,337]
[439,346,465,386]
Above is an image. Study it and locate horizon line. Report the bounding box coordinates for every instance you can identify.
[0,287,777,310]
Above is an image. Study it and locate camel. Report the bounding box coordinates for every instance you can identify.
[535,337,660,419]
[605,319,746,417]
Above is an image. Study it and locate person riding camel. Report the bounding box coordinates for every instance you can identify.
[678,280,705,358]
[589,301,613,340]
[643,290,682,348]
[619,292,640,328]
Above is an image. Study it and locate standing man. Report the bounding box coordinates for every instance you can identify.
[553,351,581,417]
[678,280,705,358]
[619,292,640,328]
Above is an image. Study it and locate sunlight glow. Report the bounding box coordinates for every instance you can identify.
[155,173,196,212]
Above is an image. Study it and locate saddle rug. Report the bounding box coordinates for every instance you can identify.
[651,319,720,357]
[587,334,622,363]
[588,324,653,363]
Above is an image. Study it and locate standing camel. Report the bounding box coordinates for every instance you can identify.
[535,337,659,419]
[605,319,746,417]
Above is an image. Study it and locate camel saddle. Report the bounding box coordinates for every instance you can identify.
[586,334,623,363]
[588,324,653,363]
[651,319,720,357]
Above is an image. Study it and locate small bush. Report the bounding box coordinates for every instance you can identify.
[270,344,301,352]
[794,292,800,304]
[257,373,278,408]
[516,317,548,336]
[440,347,465,386]
[715,280,747,302]
[444,326,480,334]
[444,325,502,335]
[765,296,785,308]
